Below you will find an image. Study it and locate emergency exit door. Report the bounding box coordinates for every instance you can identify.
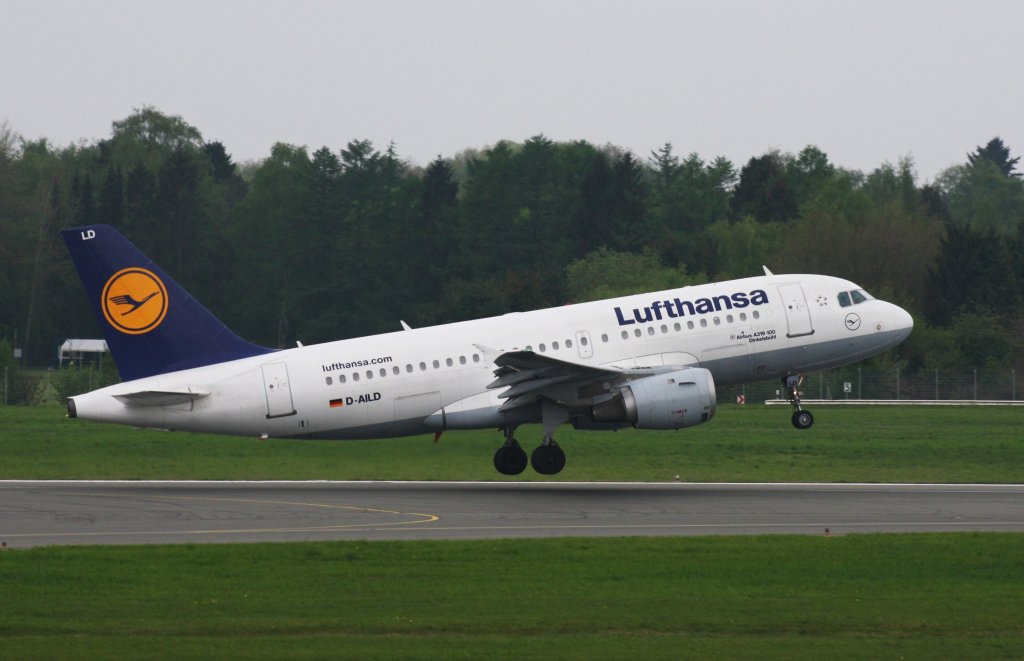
[262,363,296,418]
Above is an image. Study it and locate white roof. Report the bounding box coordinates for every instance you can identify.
[60,339,108,353]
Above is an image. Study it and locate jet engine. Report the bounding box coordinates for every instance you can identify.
[589,368,716,430]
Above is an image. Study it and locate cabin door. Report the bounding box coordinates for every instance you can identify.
[262,363,296,418]
[778,284,814,338]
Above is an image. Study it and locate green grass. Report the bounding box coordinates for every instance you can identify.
[2,534,1022,659]
[2,404,1022,481]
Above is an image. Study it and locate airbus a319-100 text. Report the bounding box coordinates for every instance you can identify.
[64,224,913,475]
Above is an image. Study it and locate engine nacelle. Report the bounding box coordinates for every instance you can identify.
[590,368,716,430]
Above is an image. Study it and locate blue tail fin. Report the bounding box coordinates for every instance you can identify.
[62,224,274,381]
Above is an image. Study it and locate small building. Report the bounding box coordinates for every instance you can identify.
[58,339,108,368]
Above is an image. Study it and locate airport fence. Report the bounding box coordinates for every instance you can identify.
[1,364,120,406]
[720,368,1022,404]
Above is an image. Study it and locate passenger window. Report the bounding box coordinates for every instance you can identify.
[446,358,453,367]
[539,343,546,352]
[726,315,734,323]
[325,376,333,385]
[661,325,668,334]
[393,366,400,375]
[621,330,628,340]
[753,311,760,319]
[339,375,347,384]
[353,372,360,382]
[379,368,386,377]
[566,339,573,348]
[419,362,426,371]
[740,313,747,321]
[552,341,560,350]
[713,317,721,326]
[838,291,852,307]
[700,319,708,328]
[459,356,467,365]
[366,370,373,379]
[601,334,608,343]
[472,354,480,363]
[432,360,440,369]
[687,321,694,330]
[673,322,681,331]
[634,329,642,338]
[406,364,413,373]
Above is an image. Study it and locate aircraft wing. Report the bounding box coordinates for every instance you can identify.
[487,350,664,412]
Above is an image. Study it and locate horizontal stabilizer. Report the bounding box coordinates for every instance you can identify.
[113,389,210,407]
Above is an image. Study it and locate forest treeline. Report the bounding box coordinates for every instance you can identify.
[2,107,1024,373]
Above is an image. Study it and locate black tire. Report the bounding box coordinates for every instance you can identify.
[494,444,528,475]
[791,410,814,430]
[531,442,566,475]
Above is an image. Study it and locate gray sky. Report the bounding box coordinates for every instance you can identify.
[3,0,1022,182]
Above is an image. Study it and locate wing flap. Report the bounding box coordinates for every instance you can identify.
[487,351,629,412]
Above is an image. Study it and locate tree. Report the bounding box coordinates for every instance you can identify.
[706,217,785,280]
[105,107,203,170]
[730,150,798,223]
[565,247,705,302]
[413,156,459,292]
[938,158,1024,237]
[925,222,1020,326]
[968,137,1020,178]
[573,149,646,254]
[97,165,124,227]
[861,158,918,213]
[204,141,237,181]
[787,145,835,208]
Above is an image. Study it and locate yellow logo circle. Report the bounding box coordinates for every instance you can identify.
[101,268,168,335]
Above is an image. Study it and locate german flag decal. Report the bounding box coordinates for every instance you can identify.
[329,398,345,408]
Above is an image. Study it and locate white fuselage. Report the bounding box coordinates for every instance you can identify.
[70,273,913,439]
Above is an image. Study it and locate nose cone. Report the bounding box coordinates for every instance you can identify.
[890,303,914,343]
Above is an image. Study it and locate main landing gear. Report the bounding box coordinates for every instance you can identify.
[783,374,814,430]
[493,427,567,476]
[493,430,528,475]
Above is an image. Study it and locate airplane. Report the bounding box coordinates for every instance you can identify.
[63,224,914,475]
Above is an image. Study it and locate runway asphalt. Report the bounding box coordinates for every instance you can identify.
[2,481,1022,547]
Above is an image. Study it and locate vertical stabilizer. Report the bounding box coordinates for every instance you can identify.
[62,224,273,381]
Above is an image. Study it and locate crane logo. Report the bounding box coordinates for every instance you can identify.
[101,268,168,334]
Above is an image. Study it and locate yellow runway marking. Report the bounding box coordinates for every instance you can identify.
[4,491,439,540]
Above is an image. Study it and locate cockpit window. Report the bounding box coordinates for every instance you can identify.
[839,289,872,307]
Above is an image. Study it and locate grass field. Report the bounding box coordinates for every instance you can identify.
[3,404,1023,658]
[2,403,1022,482]
[2,534,1022,659]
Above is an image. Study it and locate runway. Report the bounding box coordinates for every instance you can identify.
[2,481,1023,547]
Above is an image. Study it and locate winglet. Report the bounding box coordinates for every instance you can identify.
[62,224,274,382]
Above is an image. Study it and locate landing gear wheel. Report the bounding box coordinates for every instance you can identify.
[494,441,528,475]
[531,441,566,475]
[792,410,814,430]
[783,374,813,430]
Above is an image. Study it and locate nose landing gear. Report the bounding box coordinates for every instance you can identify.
[784,374,814,430]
